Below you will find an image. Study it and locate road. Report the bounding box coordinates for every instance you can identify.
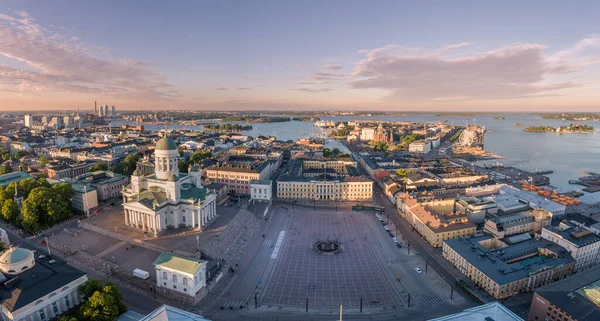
[1,219,161,316]
[370,190,465,287]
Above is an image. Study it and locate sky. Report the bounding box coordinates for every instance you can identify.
[1,0,600,112]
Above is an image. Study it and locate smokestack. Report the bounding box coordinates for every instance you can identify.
[95,101,97,115]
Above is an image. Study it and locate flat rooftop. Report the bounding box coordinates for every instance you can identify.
[536,265,600,321]
[444,235,575,286]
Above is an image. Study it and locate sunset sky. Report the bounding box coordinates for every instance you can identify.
[1,0,600,111]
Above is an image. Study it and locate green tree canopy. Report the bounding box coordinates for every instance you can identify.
[39,154,49,166]
[0,165,12,175]
[395,168,411,177]
[79,281,127,321]
[79,279,104,299]
[88,163,109,172]
[1,199,20,224]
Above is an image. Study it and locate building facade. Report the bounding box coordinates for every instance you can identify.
[205,161,275,196]
[408,140,432,154]
[0,247,88,321]
[443,236,575,300]
[250,180,273,203]
[154,252,207,298]
[277,177,373,201]
[528,265,600,321]
[122,137,217,235]
[396,193,476,247]
[541,221,600,272]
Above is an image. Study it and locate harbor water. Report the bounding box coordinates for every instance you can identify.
[113,113,600,201]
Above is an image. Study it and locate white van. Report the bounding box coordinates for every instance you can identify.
[133,268,150,280]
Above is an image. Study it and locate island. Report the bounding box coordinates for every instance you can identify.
[221,115,291,123]
[523,125,556,133]
[494,116,506,120]
[538,113,600,121]
[523,123,594,133]
[292,116,321,122]
[204,123,253,131]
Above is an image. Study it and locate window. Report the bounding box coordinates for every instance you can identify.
[163,282,167,286]
[65,296,71,308]
[163,271,167,279]
[52,302,59,314]
[39,309,46,321]
[183,278,188,286]
[184,288,187,292]
[182,216,186,223]
[173,275,178,282]
[173,285,177,289]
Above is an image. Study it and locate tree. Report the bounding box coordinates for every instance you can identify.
[0,186,9,205]
[39,154,49,166]
[189,150,212,163]
[79,281,127,321]
[21,200,41,232]
[19,161,28,172]
[1,199,20,224]
[323,148,332,158]
[79,279,104,299]
[19,178,41,199]
[116,153,140,176]
[88,163,108,172]
[395,168,411,177]
[0,165,12,175]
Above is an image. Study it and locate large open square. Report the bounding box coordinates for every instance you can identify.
[261,210,402,308]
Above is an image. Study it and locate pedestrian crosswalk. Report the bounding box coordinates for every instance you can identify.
[389,257,415,264]
[262,239,275,247]
[414,295,446,306]
[221,301,246,309]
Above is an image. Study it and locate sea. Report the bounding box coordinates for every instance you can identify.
[112,113,600,203]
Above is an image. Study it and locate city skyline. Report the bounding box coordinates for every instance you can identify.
[1,1,600,111]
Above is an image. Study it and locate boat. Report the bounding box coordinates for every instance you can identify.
[516,123,525,127]
[314,120,327,127]
[314,120,336,128]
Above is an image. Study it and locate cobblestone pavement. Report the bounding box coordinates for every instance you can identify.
[49,227,162,282]
[261,210,401,308]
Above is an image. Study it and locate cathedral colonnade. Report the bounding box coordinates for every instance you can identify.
[124,208,160,235]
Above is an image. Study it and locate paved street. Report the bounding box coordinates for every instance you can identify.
[0,219,162,315]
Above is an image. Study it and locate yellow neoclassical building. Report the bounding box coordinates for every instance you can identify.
[276,158,373,201]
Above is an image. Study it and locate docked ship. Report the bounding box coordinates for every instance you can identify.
[314,120,336,128]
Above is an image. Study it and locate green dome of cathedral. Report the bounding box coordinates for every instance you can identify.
[156,136,178,151]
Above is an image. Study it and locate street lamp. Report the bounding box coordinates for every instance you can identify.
[196,235,200,253]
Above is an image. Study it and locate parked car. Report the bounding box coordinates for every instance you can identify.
[384,226,390,231]
[393,237,398,243]
[415,267,422,274]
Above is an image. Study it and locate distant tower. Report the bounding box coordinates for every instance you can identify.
[111,106,116,117]
[94,101,97,116]
[24,114,33,128]
[104,105,109,118]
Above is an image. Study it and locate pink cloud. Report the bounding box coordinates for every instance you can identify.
[0,11,179,101]
[349,42,592,101]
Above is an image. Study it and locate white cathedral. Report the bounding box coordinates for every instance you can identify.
[122,136,217,235]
